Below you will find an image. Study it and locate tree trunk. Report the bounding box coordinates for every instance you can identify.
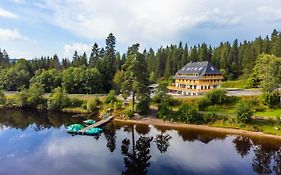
[132,91,135,112]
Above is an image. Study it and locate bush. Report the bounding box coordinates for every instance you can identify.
[114,101,123,110]
[68,98,84,107]
[27,83,45,107]
[203,111,218,123]
[261,91,280,108]
[205,89,228,105]
[86,97,100,112]
[47,87,69,110]
[123,108,134,118]
[235,100,253,123]
[152,90,179,106]
[197,97,211,110]
[157,101,172,120]
[136,95,150,115]
[0,91,5,105]
[14,89,29,107]
[105,90,117,104]
[14,83,45,108]
[176,104,201,123]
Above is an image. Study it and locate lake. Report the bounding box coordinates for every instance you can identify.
[0,109,280,175]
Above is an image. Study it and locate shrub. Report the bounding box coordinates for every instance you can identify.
[152,90,179,106]
[105,90,117,104]
[235,100,253,123]
[261,91,280,108]
[205,89,228,105]
[13,83,46,108]
[157,101,172,120]
[47,87,69,110]
[68,98,84,108]
[27,83,45,107]
[114,101,123,110]
[86,97,100,112]
[197,97,211,110]
[203,111,218,123]
[123,108,134,118]
[0,91,5,105]
[176,104,201,123]
[14,89,29,107]
[136,95,150,115]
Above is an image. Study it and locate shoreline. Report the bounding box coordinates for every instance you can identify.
[113,117,281,140]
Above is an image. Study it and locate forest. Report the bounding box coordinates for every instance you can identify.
[0,30,281,94]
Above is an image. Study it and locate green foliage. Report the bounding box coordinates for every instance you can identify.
[261,91,280,108]
[176,104,200,123]
[114,101,123,110]
[30,69,62,93]
[123,108,134,118]
[0,60,32,91]
[197,97,211,110]
[14,89,29,107]
[62,67,103,94]
[105,90,117,104]
[157,101,172,120]
[197,89,228,110]
[220,79,249,89]
[113,70,124,93]
[14,83,45,108]
[68,98,84,108]
[205,89,228,105]
[27,83,45,107]
[235,100,253,123]
[136,95,150,115]
[47,87,69,110]
[86,97,100,112]
[121,44,149,106]
[251,54,281,92]
[0,91,5,105]
[203,111,218,123]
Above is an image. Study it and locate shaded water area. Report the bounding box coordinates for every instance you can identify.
[0,109,281,174]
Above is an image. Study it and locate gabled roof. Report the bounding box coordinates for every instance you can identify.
[175,61,221,75]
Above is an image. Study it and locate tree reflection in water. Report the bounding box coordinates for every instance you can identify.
[3,109,281,174]
[121,124,153,175]
[154,132,171,153]
[252,145,273,174]
[233,136,252,158]
[103,123,117,152]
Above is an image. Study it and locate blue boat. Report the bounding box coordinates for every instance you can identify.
[67,124,85,133]
[83,119,96,125]
[85,127,103,135]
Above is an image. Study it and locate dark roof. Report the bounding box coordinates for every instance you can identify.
[175,61,221,75]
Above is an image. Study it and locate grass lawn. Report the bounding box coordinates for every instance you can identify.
[255,109,281,119]
[220,79,248,89]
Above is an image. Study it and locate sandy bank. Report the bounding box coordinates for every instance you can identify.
[113,117,281,140]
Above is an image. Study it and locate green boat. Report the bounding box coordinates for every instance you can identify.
[85,127,103,135]
[83,119,96,125]
[67,124,85,133]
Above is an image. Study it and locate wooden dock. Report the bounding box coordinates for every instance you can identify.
[79,116,113,133]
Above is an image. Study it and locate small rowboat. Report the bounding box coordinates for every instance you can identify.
[67,124,85,133]
[83,119,96,125]
[85,127,103,135]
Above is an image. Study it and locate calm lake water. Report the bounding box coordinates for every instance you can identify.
[0,109,280,175]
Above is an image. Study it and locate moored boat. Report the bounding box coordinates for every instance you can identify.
[85,127,103,135]
[83,119,96,125]
[67,124,85,133]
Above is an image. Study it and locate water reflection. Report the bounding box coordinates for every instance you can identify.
[121,136,153,175]
[0,109,81,130]
[0,109,281,174]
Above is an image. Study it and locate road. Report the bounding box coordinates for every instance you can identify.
[171,89,262,98]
